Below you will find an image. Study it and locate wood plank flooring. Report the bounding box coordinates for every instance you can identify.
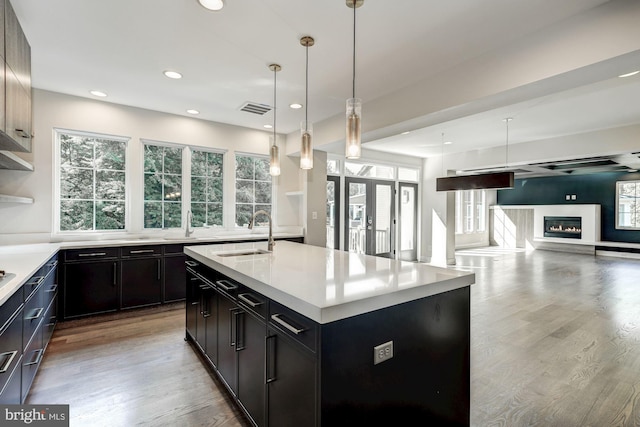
[26,249,640,426]
[459,247,640,427]
[26,305,250,427]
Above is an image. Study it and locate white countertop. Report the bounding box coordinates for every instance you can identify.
[0,233,302,306]
[185,241,476,324]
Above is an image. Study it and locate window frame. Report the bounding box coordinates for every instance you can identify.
[234,152,273,228]
[455,189,487,235]
[141,139,185,230]
[53,128,131,235]
[190,147,225,228]
[615,180,640,230]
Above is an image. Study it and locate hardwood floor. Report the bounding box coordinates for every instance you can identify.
[460,247,640,427]
[27,305,250,427]
[26,249,640,426]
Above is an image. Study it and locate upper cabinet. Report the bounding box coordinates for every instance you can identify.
[0,0,32,154]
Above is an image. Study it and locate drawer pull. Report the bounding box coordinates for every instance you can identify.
[0,350,17,373]
[130,249,155,254]
[78,252,107,257]
[46,284,58,293]
[27,276,45,287]
[271,314,306,335]
[185,260,198,267]
[15,129,31,139]
[238,293,263,308]
[25,307,44,321]
[25,349,44,366]
[216,280,238,292]
[46,260,59,269]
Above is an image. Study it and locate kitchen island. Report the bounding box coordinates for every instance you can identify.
[184,241,475,427]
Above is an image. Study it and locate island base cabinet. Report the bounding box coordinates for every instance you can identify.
[217,293,238,395]
[319,286,470,427]
[266,328,317,427]
[237,310,266,427]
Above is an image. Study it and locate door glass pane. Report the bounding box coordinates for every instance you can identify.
[375,185,392,255]
[400,186,415,251]
[327,181,336,249]
[348,183,366,254]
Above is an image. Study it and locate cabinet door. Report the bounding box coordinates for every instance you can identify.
[0,307,22,404]
[267,328,317,427]
[121,257,162,309]
[185,270,200,341]
[64,261,118,318]
[204,289,218,366]
[237,310,266,427]
[217,293,238,395]
[4,66,30,151]
[164,255,186,302]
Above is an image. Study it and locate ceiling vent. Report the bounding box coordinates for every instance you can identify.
[239,102,272,115]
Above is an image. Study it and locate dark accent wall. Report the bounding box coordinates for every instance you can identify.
[497,171,640,243]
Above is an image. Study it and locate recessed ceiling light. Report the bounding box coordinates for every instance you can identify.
[90,90,107,97]
[290,103,303,109]
[163,70,183,79]
[198,0,224,11]
[401,131,410,135]
[263,124,273,129]
[186,109,200,115]
[444,141,453,145]
[619,70,640,78]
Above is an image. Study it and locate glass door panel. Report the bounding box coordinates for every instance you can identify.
[326,176,340,249]
[346,180,367,254]
[374,183,393,257]
[399,183,418,261]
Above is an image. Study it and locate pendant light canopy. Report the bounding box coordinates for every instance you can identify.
[269,64,281,176]
[345,0,363,159]
[300,36,315,170]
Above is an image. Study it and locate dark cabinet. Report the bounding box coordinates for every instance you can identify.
[0,290,23,404]
[64,250,118,318]
[235,292,267,427]
[216,288,239,395]
[185,267,200,343]
[164,245,186,302]
[266,306,317,427]
[0,253,57,404]
[121,247,162,309]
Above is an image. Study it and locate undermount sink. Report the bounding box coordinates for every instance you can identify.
[215,249,271,257]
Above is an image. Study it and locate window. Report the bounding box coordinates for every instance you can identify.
[191,149,224,227]
[327,159,340,175]
[235,154,271,227]
[143,143,183,228]
[58,131,127,232]
[455,189,487,234]
[398,167,419,182]
[345,161,395,180]
[616,181,640,229]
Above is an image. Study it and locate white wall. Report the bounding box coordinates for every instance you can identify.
[0,90,301,244]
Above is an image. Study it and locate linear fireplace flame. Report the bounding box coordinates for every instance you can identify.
[544,216,582,239]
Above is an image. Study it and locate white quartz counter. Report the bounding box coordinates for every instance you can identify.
[185,241,475,324]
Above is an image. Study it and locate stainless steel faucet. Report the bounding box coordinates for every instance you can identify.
[248,210,274,251]
[185,210,193,237]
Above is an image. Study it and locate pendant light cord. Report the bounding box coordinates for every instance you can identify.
[352,3,356,99]
[505,118,511,168]
[273,68,277,146]
[305,43,309,128]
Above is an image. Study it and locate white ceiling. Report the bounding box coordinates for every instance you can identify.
[12,0,640,165]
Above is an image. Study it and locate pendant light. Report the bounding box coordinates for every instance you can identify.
[300,36,315,170]
[269,64,281,176]
[345,0,364,159]
[198,0,224,11]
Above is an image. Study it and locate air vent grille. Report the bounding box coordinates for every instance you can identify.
[239,102,272,115]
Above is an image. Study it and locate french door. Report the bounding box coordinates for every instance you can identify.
[398,182,418,261]
[344,178,395,258]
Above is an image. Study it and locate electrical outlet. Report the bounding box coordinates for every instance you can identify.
[374,341,393,365]
[312,211,318,220]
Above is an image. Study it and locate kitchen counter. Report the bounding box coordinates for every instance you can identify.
[185,240,475,323]
[0,232,302,307]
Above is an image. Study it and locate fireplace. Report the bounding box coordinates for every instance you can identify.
[544,216,582,239]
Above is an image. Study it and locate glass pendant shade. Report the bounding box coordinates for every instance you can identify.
[345,98,362,159]
[269,136,280,176]
[300,121,313,170]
